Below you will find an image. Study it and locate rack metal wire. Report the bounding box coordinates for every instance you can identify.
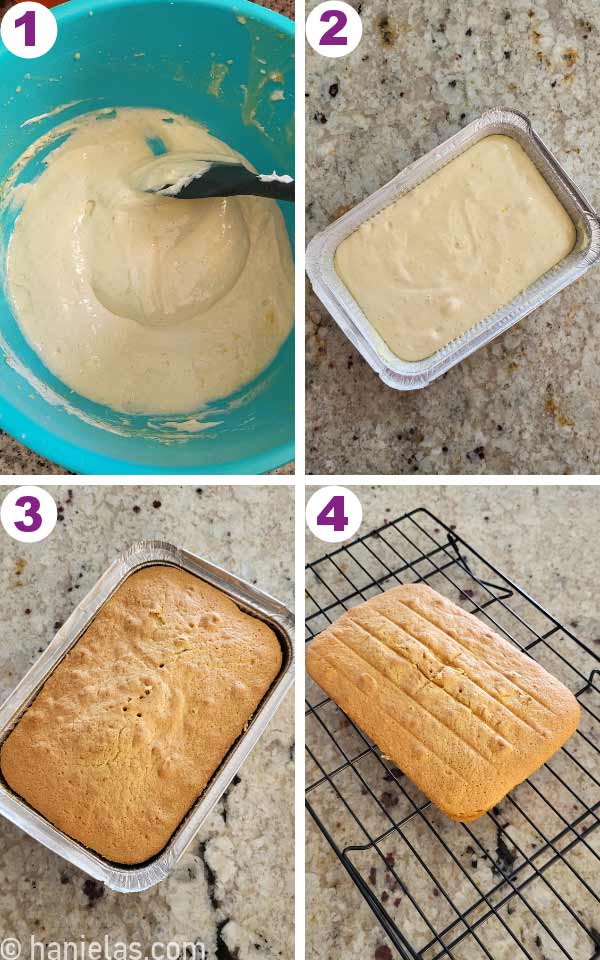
[305,508,600,960]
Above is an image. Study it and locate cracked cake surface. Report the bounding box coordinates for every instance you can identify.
[0,564,282,863]
[307,582,580,821]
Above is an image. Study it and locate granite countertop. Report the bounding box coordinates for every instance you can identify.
[306,485,600,959]
[306,0,600,475]
[0,0,293,476]
[0,485,294,959]
[254,0,294,18]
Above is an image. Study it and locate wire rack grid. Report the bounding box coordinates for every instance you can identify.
[305,507,600,960]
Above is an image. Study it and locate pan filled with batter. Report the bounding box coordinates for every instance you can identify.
[306,109,600,390]
[334,135,575,363]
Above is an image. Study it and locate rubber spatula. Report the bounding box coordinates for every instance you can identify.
[135,154,294,202]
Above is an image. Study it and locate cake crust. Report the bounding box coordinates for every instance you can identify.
[1,565,282,863]
[307,583,580,821]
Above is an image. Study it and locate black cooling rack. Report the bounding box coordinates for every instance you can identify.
[305,507,600,960]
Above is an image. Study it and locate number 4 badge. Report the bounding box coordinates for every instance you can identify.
[306,486,363,544]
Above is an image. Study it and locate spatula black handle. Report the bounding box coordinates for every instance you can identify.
[169,163,295,202]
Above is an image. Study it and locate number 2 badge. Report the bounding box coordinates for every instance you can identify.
[306,1,363,58]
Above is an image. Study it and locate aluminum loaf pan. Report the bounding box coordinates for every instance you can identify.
[0,540,294,893]
[306,108,600,389]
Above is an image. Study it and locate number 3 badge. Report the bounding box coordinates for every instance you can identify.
[306,0,363,58]
[1,486,58,542]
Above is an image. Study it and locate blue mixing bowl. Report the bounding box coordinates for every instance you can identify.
[0,0,294,474]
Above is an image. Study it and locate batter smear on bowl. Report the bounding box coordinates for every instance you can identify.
[334,135,576,362]
[3,108,293,414]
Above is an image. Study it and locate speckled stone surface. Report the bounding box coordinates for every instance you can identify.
[253,0,294,18]
[306,0,600,475]
[306,485,600,959]
[0,485,294,959]
[0,435,68,476]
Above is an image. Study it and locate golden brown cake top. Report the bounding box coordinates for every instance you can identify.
[307,583,580,821]
[1,565,282,863]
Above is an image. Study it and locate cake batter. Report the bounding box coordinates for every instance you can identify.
[334,135,576,362]
[4,108,293,414]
